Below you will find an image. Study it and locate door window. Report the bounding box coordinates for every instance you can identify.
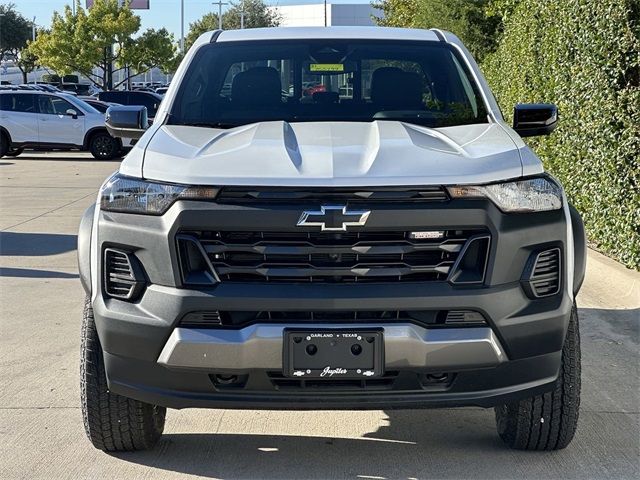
[38,95,77,115]
[0,94,36,113]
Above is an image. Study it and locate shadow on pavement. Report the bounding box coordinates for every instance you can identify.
[111,409,513,480]
[0,161,14,166]
[0,231,77,256]
[0,267,78,279]
[11,154,122,162]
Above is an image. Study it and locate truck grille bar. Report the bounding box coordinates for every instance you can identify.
[178,229,488,283]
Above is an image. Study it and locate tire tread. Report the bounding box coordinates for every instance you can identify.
[495,302,581,450]
[80,296,165,451]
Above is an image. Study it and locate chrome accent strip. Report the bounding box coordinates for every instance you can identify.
[158,324,506,371]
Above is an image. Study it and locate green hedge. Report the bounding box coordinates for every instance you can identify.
[481,0,640,269]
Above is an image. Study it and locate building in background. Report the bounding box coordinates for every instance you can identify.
[270,2,380,27]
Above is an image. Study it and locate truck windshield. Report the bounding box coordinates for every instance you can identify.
[169,40,488,129]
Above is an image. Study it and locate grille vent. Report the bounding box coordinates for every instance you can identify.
[180,311,222,328]
[179,309,487,329]
[523,248,561,298]
[104,248,145,300]
[444,310,487,326]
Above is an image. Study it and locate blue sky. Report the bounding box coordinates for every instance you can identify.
[9,1,372,39]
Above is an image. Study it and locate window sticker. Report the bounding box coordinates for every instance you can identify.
[309,63,345,72]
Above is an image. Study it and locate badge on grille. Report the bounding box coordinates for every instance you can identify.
[297,205,371,231]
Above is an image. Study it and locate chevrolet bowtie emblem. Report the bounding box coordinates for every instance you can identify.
[297,205,371,231]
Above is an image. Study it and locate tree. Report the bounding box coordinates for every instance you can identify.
[372,0,421,28]
[185,0,280,50]
[16,46,38,83]
[373,0,502,62]
[0,4,37,82]
[29,0,179,89]
[121,27,180,85]
[0,3,30,59]
[482,0,640,268]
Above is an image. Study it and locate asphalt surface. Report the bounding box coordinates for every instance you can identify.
[0,152,638,480]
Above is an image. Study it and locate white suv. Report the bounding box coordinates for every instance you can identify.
[0,90,127,159]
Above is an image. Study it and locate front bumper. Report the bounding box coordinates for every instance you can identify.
[158,324,506,371]
[89,196,573,409]
[93,280,571,409]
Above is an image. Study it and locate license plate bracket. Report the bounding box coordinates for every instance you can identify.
[284,329,384,379]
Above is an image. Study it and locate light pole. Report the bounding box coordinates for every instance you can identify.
[324,0,327,27]
[180,0,184,54]
[240,0,245,29]
[212,1,228,30]
[0,13,5,84]
[32,17,36,83]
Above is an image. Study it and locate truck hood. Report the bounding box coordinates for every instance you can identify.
[139,121,527,186]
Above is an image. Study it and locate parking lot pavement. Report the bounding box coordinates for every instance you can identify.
[0,152,638,480]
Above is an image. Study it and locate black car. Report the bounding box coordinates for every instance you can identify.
[78,96,120,114]
[98,90,163,119]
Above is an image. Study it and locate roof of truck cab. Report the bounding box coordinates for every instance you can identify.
[215,26,441,43]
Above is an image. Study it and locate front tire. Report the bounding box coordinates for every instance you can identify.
[0,132,9,158]
[5,147,24,157]
[81,296,165,451]
[495,302,581,450]
[89,132,119,160]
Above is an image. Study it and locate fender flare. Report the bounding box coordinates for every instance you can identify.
[78,203,95,294]
[0,126,12,144]
[569,203,587,295]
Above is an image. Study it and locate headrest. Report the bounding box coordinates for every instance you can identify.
[231,66,282,107]
[370,67,423,108]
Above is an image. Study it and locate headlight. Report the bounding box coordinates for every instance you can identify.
[447,177,562,212]
[100,174,218,215]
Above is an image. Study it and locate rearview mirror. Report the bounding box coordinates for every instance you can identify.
[105,105,148,140]
[513,104,558,137]
[65,108,78,119]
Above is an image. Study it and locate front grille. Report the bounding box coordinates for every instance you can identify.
[178,229,486,283]
[179,309,488,329]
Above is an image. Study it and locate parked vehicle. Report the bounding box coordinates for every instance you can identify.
[0,85,34,91]
[133,86,157,93]
[78,96,120,114]
[59,83,92,96]
[79,27,586,452]
[35,83,65,93]
[0,91,128,159]
[97,90,163,119]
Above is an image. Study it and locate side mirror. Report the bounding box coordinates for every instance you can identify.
[513,103,558,137]
[105,105,148,140]
[66,108,78,119]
